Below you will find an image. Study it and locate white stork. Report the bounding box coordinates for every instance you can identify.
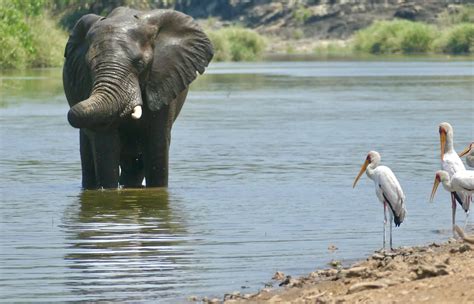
[430,170,474,232]
[353,151,407,250]
[438,122,470,231]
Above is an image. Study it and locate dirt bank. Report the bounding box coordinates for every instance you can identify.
[205,233,474,303]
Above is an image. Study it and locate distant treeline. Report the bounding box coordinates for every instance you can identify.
[0,1,473,69]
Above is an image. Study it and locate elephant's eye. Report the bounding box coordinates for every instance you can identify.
[132,57,145,71]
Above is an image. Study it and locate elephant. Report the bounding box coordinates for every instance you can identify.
[63,7,213,189]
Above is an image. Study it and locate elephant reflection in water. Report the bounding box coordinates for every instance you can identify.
[63,189,190,295]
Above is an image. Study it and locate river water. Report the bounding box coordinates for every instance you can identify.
[0,60,473,302]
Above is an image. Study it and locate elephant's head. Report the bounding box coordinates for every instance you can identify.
[63,7,213,129]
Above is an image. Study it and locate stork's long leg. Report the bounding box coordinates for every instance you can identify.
[465,210,470,230]
[389,212,393,250]
[451,193,457,238]
[383,202,387,250]
[465,196,471,229]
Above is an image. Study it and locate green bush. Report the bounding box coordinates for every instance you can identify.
[0,34,29,69]
[0,0,67,69]
[434,23,474,54]
[399,23,436,53]
[29,17,68,67]
[353,20,437,54]
[207,27,266,61]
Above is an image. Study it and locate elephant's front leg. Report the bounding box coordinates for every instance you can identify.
[88,129,121,189]
[143,107,171,187]
[80,129,97,189]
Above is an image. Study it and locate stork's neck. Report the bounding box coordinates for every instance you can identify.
[441,178,453,192]
[366,162,378,180]
[444,133,455,153]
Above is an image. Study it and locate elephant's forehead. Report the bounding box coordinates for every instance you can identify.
[88,20,140,39]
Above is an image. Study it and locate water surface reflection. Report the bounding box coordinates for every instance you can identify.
[62,189,193,301]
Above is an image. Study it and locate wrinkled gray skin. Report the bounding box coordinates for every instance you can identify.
[63,7,213,189]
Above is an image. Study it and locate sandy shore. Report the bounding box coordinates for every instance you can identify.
[198,227,474,303]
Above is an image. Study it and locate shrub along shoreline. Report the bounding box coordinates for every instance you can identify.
[0,0,68,69]
[352,20,473,55]
[0,2,473,70]
[208,19,473,61]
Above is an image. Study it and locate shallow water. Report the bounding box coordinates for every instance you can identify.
[0,61,473,302]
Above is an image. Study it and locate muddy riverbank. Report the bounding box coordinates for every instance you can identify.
[201,229,474,303]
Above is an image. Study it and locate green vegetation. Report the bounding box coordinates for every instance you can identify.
[352,18,473,55]
[28,17,67,67]
[434,23,474,54]
[0,0,67,69]
[207,27,266,61]
[353,20,436,54]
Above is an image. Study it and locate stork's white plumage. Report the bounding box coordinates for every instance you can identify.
[439,122,465,175]
[438,122,470,233]
[459,142,474,168]
[430,170,474,230]
[353,151,406,250]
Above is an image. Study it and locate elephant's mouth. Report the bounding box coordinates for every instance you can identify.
[118,85,143,119]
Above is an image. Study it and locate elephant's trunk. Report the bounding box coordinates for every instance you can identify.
[67,63,143,129]
[68,93,116,128]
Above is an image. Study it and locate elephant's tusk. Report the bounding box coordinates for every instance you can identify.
[131,105,142,119]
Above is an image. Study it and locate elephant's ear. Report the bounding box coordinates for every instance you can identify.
[142,10,214,111]
[63,14,103,105]
[64,14,102,58]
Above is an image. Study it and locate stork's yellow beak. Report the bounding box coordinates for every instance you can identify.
[353,159,369,188]
[430,176,440,202]
[440,131,446,161]
[458,144,471,158]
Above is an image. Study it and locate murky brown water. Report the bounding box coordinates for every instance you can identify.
[1,60,473,302]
